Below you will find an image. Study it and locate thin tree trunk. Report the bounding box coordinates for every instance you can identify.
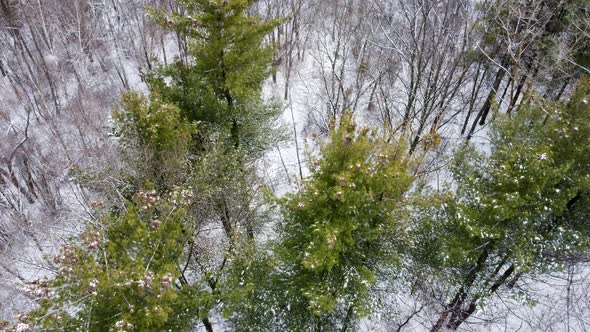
[341,304,355,332]
[202,317,214,332]
[449,264,515,330]
[474,56,510,129]
[431,244,491,332]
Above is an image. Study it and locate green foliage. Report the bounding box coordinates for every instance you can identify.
[276,113,413,329]
[148,0,281,152]
[113,92,197,191]
[219,243,281,331]
[115,93,196,152]
[414,78,590,299]
[10,2,284,331]
[23,191,203,331]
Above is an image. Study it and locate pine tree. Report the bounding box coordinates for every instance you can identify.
[275,113,413,330]
[418,78,590,331]
[145,0,284,241]
[148,0,280,156]
[21,190,204,331]
[113,92,197,192]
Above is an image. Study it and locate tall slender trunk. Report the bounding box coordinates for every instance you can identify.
[449,264,515,330]
[431,244,491,332]
[341,304,355,332]
[202,317,214,332]
[476,56,510,125]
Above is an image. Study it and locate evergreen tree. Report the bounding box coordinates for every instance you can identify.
[145,0,284,241]
[21,190,203,331]
[148,0,280,155]
[274,113,413,331]
[417,78,590,331]
[113,92,197,192]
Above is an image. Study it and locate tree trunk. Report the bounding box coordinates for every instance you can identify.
[202,317,214,332]
[431,244,491,332]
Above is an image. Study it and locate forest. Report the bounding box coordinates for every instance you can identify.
[0,0,589,331]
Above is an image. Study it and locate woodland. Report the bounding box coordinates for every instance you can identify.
[0,0,590,331]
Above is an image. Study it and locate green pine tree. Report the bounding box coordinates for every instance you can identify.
[148,0,281,156]
[113,92,198,192]
[417,78,590,331]
[21,190,207,331]
[275,113,414,331]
